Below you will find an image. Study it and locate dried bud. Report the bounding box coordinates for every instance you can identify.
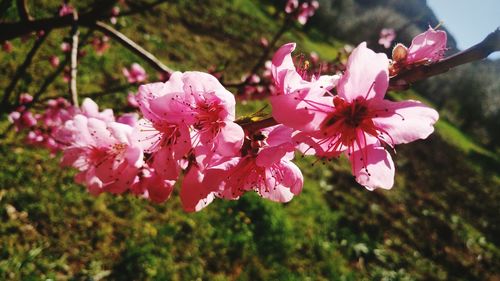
[392,43,408,63]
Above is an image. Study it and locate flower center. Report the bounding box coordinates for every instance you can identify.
[322,96,370,130]
[193,100,224,132]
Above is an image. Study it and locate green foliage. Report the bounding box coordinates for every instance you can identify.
[0,0,499,280]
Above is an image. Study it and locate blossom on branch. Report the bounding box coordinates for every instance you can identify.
[272,42,438,190]
[180,125,303,212]
[269,42,340,132]
[61,115,143,195]
[378,28,396,49]
[123,63,147,84]
[390,27,447,75]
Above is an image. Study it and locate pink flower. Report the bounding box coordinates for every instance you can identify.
[123,63,147,84]
[291,42,438,190]
[378,28,396,49]
[58,3,74,17]
[61,115,143,195]
[260,37,269,48]
[117,113,139,127]
[49,55,60,68]
[8,110,37,131]
[270,42,340,132]
[135,76,193,180]
[60,42,71,53]
[180,125,303,212]
[131,167,175,203]
[285,0,299,13]
[297,1,318,25]
[110,6,120,24]
[80,98,115,122]
[19,93,33,104]
[390,27,447,75]
[406,27,447,64]
[127,92,139,108]
[2,41,13,53]
[91,36,110,56]
[138,71,244,162]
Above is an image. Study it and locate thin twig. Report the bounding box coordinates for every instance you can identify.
[0,0,116,41]
[92,21,174,75]
[31,29,94,106]
[239,117,278,132]
[1,31,50,111]
[390,27,500,88]
[69,11,80,106]
[16,0,33,21]
[225,17,291,88]
[0,0,11,19]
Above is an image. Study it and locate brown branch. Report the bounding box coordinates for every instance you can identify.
[30,30,94,106]
[1,31,50,110]
[224,17,291,88]
[390,27,500,88]
[239,117,278,132]
[16,0,33,21]
[0,0,117,41]
[69,12,79,106]
[92,21,174,75]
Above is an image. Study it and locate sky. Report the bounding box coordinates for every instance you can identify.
[427,0,500,59]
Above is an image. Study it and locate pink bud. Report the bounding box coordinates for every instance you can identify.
[49,55,60,68]
[2,41,13,53]
[60,42,71,52]
[260,37,269,48]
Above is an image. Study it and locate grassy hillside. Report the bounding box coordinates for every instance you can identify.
[1,0,499,280]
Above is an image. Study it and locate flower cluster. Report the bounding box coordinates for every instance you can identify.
[390,27,447,75]
[9,28,446,212]
[285,0,319,25]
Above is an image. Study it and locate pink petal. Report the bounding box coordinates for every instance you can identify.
[147,178,175,204]
[214,121,244,156]
[337,42,389,102]
[349,144,395,190]
[87,118,114,147]
[407,28,447,63]
[260,160,303,202]
[151,147,181,180]
[371,99,439,145]
[81,98,99,117]
[180,167,215,212]
[270,91,333,132]
[182,71,236,120]
[271,43,297,92]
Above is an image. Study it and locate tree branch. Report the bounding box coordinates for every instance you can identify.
[390,27,500,88]
[92,21,174,75]
[0,0,116,41]
[16,0,33,21]
[239,117,278,132]
[69,12,79,106]
[1,31,50,110]
[224,17,291,88]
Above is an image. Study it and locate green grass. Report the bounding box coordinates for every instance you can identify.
[1,0,499,280]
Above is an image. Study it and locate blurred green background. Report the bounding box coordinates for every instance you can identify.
[1,0,499,280]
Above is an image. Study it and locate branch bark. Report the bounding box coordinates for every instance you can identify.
[224,17,291,88]
[16,0,33,21]
[69,12,79,106]
[92,21,174,75]
[239,117,278,132]
[1,31,50,109]
[0,0,116,41]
